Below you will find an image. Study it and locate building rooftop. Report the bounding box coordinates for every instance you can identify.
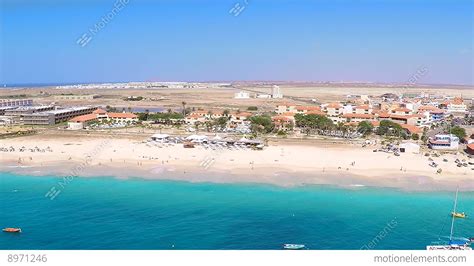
[11,105,53,111]
[70,114,98,123]
[389,114,417,120]
[341,113,374,119]
[392,107,412,113]
[296,106,322,111]
[355,105,370,110]
[305,110,326,116]
[326,103,343,109]
[108,112,138,119]
[400,124,423,134]
[46,106,94,115]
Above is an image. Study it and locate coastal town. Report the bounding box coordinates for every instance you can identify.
[2,0,474,257]
[0,83,473,190]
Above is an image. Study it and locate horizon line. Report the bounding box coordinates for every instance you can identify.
[2,80,473,88]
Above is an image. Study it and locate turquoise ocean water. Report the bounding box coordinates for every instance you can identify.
[0,172,473,250]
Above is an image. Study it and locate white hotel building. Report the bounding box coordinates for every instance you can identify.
[428,134,459,150]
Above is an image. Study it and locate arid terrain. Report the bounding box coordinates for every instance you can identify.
[2,82,473,112]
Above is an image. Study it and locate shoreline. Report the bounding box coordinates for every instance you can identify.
[1,134,473,192]
[1,158,473,192]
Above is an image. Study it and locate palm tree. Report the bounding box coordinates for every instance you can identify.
[207,111,213,120]
[205,121,213,132]
[181,101,187,116]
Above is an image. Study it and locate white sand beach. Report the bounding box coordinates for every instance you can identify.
[1,134,473,191]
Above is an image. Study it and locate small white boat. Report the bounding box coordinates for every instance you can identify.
[283,244,305,250]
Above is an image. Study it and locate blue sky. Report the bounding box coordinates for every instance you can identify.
[0,0,472,85]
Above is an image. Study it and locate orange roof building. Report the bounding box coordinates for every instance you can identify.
[326,103,343,109]
[392,107,412,114]
[467,143,474,155]
[417,105,437,112]
[341,113,374,119]
[68,108,138,129]
[296,106,322,112]
[373,110,391,118]
[305,110,326,116]
[272,115,295,128]
[70,113,98,123]
[108,112,138,119]
[355,105,370,110]
[400,124,423,134]
[452,97,464,105]
[93,108,107,114]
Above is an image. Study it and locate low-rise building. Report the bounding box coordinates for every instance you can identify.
[68,114,97,130]
[4,105,90,125]
[466,143,474,155]
[341,113,374,123]
[391,107,412,116]
[0,116,13,125]
[400,124,423,135]
[428,134,459,150]
[324,103,344,123]
[354,105,372,114]
[447,97,467,115]
[67,109,138,129]
[22,106,97,125]
[107,112,139,123]
[272,115,294,131]
[295,106,324,115]
[0,106,17,115]
[399,142,421,154]
[234,91,250,99]
[418,106,445,122]
[229,112,252,124]
[389,114,418,126]
[256,94,272,99]
[275,104,324,115]
[185,114,206,125]
[54,94,99,100]
[0,99,33,107]
[4,105,55,116]
[275,103,296,114]
[412,113,431,126]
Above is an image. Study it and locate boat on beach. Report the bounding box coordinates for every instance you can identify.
[283,244,306,250]
[183,142,195,148]
[427,188,471,250]
[2,228,22,233]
